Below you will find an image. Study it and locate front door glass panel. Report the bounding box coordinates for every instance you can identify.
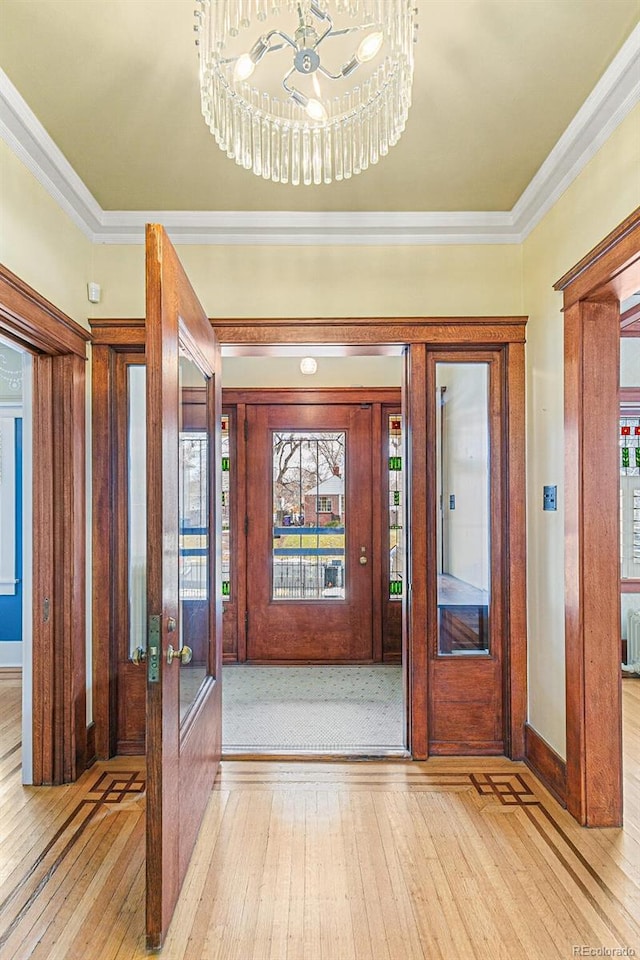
[179,352,210,721]
[436,362,491,655]
[272,430,346,600]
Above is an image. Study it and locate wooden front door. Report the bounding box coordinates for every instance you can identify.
[145,224,222,949]
[246,403,374,660]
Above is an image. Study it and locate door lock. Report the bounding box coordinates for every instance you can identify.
[359,546,368,565]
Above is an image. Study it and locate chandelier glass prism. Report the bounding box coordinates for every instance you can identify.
[195,0,416,185]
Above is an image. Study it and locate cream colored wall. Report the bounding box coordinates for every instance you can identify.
[0,140,95,734]
[222,356,403,388]
[0,140,93,328]
[91,243,524,319]
[523,102,640,758]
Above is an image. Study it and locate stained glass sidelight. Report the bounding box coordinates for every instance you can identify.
[620,415,640,578]
[271,431,346,600]
[388,415,403,598]
[221,414,231,599]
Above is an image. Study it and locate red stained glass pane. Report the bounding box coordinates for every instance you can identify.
[621,426,631,435]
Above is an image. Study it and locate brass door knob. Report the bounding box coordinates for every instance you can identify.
[132,646,146,664]
[359,555,368,565]
[166,644,193,665]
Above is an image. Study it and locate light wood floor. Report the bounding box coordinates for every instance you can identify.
[1,676,639,960]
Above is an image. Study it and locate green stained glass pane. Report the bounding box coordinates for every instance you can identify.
[622,447,630,468]
[222,580,230,596]
[393,490,400,506]
[222,456,230,472]
[390,580,403,596]
[389,456,402,471]
[636,447,640,468]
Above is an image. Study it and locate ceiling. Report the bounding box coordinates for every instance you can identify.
[0,0,638,221]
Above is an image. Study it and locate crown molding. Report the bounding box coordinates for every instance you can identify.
[1,23,638,246]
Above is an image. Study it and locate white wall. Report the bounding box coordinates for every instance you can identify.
[621,338,640,387]
[523,102,640,757]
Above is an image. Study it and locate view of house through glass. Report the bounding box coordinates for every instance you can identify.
[272,430,346,600]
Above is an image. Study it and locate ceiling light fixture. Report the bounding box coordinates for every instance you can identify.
[195,0,417,185]
[300,357,318,375]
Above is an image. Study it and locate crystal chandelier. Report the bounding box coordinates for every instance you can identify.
[195,0,416,185]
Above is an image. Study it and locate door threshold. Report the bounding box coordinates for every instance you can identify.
[222,748,411,761]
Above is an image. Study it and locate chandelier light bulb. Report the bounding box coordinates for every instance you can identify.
[306,98,328,123]
[300,357,318,375]
[233,54,256,82]
[356,31,384,64]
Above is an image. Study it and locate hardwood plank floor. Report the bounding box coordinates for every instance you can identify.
[0,676,639,959]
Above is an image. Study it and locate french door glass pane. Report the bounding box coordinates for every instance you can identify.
[128,365,147,659]
[272,430,346,600]
[178,353,210,721]
[388,414,403,598]
[436,363,491,655]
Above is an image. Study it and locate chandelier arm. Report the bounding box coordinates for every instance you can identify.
[316,63,344,82]
[281,66,298,97]
[264,28,298,52]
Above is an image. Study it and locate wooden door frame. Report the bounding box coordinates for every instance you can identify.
[554,206,640,826]
[90,316,527,763]
[0,264,90,784]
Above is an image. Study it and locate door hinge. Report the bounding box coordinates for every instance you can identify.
[244,418,248,441]
[244,515,249,535]
[244,611,249,635]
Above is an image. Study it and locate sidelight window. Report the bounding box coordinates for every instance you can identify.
[435,363,491,655]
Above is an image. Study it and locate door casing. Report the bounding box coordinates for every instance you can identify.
[90,317,528,762]
[0,264,90,785]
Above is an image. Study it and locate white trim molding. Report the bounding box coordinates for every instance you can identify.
[1,24,639,246]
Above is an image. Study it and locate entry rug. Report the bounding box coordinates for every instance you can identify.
[222,665,404,754]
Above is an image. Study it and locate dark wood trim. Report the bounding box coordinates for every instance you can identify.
[554,207,640,308]
[222,387,402,405]
[505,341,527,759]
[620,302,640,334]
[91,345,117,760]
[31,353,87,784]
[86,722,96,767]
[90,316,527,351]
[0,264,90,358]
[406,344,428,759]
[524,723,567,808]
[557,211,640,827]
[621,580,640,593]
[564,298,622,826]
[0,271,90,786]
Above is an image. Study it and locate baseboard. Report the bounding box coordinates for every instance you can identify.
[524,723,567,807]
[86,722,97,768]
[0,666,22,681]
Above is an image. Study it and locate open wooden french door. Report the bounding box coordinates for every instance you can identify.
[145,224,222,949]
